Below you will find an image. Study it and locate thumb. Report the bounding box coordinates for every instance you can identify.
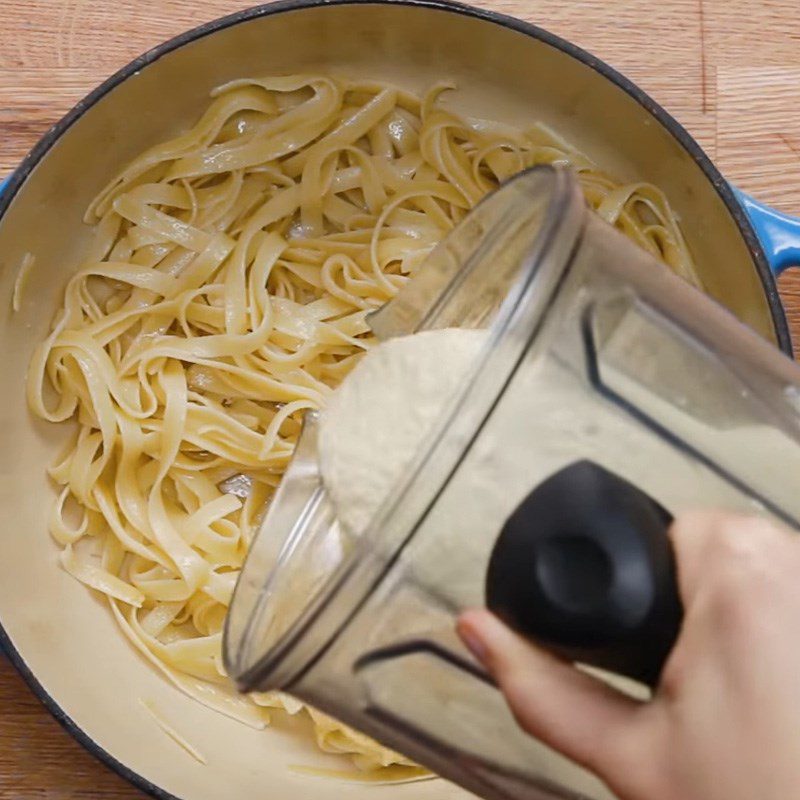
[457,609,642,779]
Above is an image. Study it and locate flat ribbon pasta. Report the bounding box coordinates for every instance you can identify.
[29,74,699,773]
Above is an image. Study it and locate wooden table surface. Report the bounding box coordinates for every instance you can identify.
[1,0,800,796]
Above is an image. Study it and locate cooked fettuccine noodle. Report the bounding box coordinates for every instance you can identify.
[28,74,698,772]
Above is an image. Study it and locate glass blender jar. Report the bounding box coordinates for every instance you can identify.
[224,166,800,800]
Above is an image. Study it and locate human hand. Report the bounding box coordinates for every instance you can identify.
[457,512,800,800]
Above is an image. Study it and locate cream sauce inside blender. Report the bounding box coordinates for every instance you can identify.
[319,328,485,537]
[317,326,782,550]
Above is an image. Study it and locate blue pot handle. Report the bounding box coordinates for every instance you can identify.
[732,188,800,276]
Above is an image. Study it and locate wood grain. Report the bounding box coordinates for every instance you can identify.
[0,656,137,797]
[1,0,800,797]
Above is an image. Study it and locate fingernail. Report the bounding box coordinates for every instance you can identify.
[457,614,489,664]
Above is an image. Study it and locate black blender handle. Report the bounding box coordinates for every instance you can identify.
[486,460,683,687]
